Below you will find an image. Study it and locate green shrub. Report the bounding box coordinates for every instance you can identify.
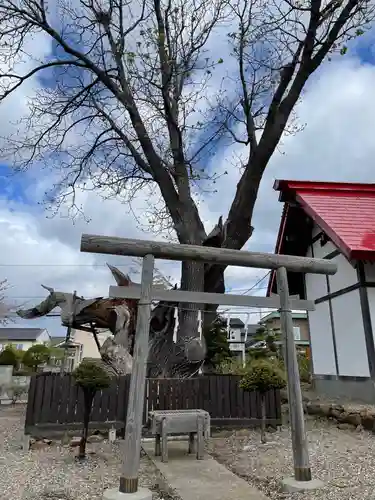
[23,344,50,372]
[297,353,311,383]
[73,361,111,460]
[240,359,286,443]
[240,358,286,393]
[0,345,18,367]
[73,361,112,392]
[216,357,248,375]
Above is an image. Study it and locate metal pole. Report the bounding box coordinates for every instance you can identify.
[120,254,155,494]
[276,267,311,482]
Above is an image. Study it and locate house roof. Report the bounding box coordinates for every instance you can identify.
[274,180,375,261]
[229,318,245,327]
[267,180,375,295]
[260,311,307,323]
[0,327,47,341]
[245,324,259,335]
[50,336,67,347]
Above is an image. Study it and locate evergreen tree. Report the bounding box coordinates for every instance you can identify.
[203,316,231,371]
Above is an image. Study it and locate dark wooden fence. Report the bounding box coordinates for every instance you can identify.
[24,373,281,437]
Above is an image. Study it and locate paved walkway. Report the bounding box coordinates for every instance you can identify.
[142,441,270,500]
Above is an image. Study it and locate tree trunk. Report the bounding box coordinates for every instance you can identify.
[78,389,94,460]
[178,260,204,340]
[260,393,266,444]
[176,210,205,341]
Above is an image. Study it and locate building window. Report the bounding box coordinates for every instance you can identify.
[293,327,301,341]
[16,344,23,350]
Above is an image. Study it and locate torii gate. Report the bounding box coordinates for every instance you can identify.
[80,233,336,498]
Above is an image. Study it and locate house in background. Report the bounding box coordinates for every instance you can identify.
[0,328,51,352]
[267,179,375,403]
[51,328,112,371]
[227,317,245,342]
[225,318,260,363]
[259,311,310,350]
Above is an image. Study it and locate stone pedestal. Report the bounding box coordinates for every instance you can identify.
[103,488,152,500]
[281,477,324,493]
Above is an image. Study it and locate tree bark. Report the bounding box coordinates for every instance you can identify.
[260,392,267,444]
[79,390,94,460]
[175,207,206,341]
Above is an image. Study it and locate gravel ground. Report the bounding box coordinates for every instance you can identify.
[208,416,375,500]
[0,405,176,500]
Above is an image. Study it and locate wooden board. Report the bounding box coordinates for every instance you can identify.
[109,286,316,311]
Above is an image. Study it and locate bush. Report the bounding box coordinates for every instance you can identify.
[23,344,50,372]
[73,361,112,392]
[0,345,18,367]
[216,357,248,375]
[240,359,286,393]
[297,353,311,383]
[240,359,286,443]
[73,361,111,460]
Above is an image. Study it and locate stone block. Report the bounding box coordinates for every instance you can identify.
[281,477,324,493]
[103,487,152,500]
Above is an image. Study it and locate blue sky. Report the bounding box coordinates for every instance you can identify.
[1,5,375,336]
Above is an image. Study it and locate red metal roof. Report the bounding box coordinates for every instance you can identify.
[274,179,375,261]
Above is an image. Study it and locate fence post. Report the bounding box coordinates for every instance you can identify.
[119,254,154,494]
[276,266,311,482]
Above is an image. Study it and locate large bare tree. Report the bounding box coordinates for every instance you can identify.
[0,0,373,337]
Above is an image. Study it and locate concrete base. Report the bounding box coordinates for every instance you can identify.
[313,376,375,404]
[103,487,152,500]
[281,477,324,493]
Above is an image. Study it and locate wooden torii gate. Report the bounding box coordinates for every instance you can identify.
[80,234,337,498]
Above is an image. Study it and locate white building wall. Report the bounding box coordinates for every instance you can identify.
[308,302,336,375]
[364,263,375,351]
[328,254,357,293]
[305,224,365,376]
[228,326,242,342]
[305,239,335,374]
[72,329,112,361]
[330,289,369,377]
[36,329,51,344]
[305,242,327,300]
